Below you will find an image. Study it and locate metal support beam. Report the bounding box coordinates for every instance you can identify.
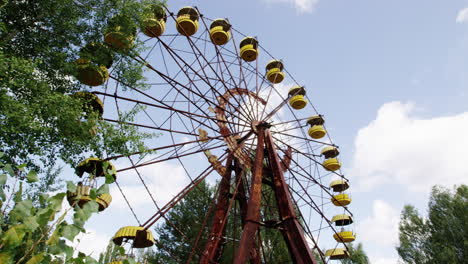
[264,129,317,264]
[200,156,233,264]
[235,160,262,264]
[234,127,266,264]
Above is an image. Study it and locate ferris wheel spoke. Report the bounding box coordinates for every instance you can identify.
[141,152,229,229]
[178,31,258,123]
[148,38,254,124]
[116,142,226,172]
[95,91,244,134]
[140,57,253,128]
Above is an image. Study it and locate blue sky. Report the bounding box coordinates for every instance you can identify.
[72,1,468,263]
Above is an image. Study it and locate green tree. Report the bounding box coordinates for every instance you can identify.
[150,180,215,263]
[0,0,163,171]
[397,185,468,264]
[342,243,369,264]
[0,155,137,264]
[147,179,301,263]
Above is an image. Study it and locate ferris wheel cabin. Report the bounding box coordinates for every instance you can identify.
[142,5,167,37]
[210,18,232,45]
[239,37,259,62]
[288,86,308,109]
[265,60,285,84]
[176,6,199,36]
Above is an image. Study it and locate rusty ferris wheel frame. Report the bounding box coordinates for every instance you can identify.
[97,5,353,264]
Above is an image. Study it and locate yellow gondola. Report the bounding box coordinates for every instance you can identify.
[239,37,259,62]
[288,86,307,110]
[104,15,136,50]
[321,146,339,159]
[142,5,167,37]
[329,179,349,192]
[331,214,353,226]
[80,42,114,68]
[331,193,351,206]
[67,184,112,212]
[210,19,231,45]
[104,27,135,51]
[322,158,341,171]
[325,248,350,260]
[72,92,104,118]
[333,231,356,243]
[176,6,199,36]
[265,60,285,84]
[306,115,326,139]
[75,157,116,179]
[112,226,155,248]
[75,58,109,87]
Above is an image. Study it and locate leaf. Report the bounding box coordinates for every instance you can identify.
[0,251,13,264]
[13,181,23,203]
[25,253,45,264]
[60,224,81,241]
[48,192,66,212]
[66,181,77,193]
[124,258,137,264]
[96,184,109,195]
[2,225,26,248]
[46,227,60,246]
[3,164,15,176]
[104,172,115,184]
[9,199,33,223]
[0,173,7,185]
[89,188,98,199]
[26,170,38,183]
[23,216,39,232]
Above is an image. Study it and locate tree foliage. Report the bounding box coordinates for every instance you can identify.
[0,0,164,170]
[0,155,135,264]
[397,185,468,264]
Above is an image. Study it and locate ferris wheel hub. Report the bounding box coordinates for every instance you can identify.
[251,120,271,134]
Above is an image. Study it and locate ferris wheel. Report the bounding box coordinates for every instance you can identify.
[69,4,355,263]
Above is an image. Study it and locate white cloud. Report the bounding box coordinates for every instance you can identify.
[350,101,468,192]
[74,228,110,259]
[111,161,189,212]
[263,0,319,13]
[456,7,468,23]
[357,200,399,247]
[371,257,400,264]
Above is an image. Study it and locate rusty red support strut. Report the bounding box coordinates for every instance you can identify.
[264,129,317,264]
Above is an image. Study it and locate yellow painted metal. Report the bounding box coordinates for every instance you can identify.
[176,15,199,36]
[72,91,104,116]
[307,115,325,126]
[143,18,166,37]
[210,26,231,45]
[96,193,112,211]
[266,68,285,83]
[331,214,353,226]
[112,226,155,248]
[76,158,116,178]
[329,179,349,192]
[325,248,350,259]
[75,59,109,87]
[331,193,351,206]
[240,44,258,62]
[104,31,134,50]
[333,231,356,243]
[240,37,259,62]
[288,86,306,97]
[308,125,326,139]
[67,185,112,211]
[289,95,307,110]
[322,158,341,171]
[321,146,339,159]
[266,59,284,71]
